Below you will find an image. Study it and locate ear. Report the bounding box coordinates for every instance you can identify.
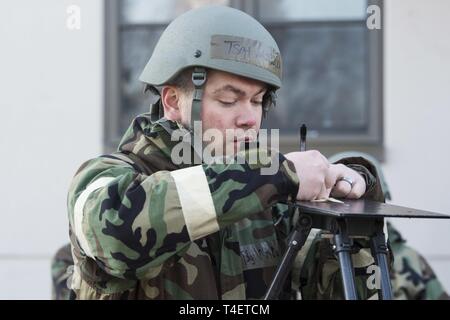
[161,86,182,122]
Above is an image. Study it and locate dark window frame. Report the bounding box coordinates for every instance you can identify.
[105,0,384,159]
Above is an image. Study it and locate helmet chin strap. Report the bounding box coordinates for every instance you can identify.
[262,89,277,120]
[190,67,207,131]
[189,67,207,163]
[259,88,277,130]
[144,85,164,124]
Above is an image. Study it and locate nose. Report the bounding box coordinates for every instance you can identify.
[235,103,257,129]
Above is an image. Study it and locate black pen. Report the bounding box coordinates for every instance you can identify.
[300,124,307,152]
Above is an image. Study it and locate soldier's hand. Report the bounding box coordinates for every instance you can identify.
[285,150,332,201]
[328,164,366,199]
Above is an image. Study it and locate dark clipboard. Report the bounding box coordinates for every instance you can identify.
[293,199,450,219]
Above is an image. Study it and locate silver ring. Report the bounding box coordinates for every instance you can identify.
[337,177,354,188]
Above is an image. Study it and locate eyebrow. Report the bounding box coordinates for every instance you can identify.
[212,85,266,97]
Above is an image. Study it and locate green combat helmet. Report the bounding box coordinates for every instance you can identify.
[139,5,281,130]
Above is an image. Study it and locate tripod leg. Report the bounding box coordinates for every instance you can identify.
[264,213,312,300]
[370,224,393,300]
[333,230,358,300]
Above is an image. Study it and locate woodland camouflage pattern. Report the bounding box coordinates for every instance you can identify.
[67,113,300,299]
[62,113,446,300]
[294,223,449,300]
[53,223,450,300]
[51,243,75,300]
[387,222,450,300]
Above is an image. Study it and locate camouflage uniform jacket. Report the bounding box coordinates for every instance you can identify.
[67,113,383,300]
[51,243,76,300]
[388,222,450,300]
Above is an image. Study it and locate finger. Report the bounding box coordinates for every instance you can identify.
[299,184,323,201]
[346,179,366,199]
[299,176,326,200]
[325,164,340,189]
[331,180,352,198]
[315,183,331,200]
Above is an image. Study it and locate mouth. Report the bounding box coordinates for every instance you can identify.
[233,137,253,143]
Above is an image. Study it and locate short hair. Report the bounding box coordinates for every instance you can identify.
[144,67,194,104]
[145,67,196,97]
[165,67,195,94]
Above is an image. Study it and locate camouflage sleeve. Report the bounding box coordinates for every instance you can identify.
[67,148,298,280]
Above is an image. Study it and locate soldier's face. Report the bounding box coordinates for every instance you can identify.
[198,70,266,154]
[164,70,266,155]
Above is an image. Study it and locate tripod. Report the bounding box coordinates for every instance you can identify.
[264,199,449,300]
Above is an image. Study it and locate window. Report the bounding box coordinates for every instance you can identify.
[105,0,383,158]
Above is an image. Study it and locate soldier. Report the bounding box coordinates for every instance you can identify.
[387,222,449,299]
[66,5,384,300]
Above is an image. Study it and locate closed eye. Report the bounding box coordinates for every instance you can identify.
[219,100,237,106]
